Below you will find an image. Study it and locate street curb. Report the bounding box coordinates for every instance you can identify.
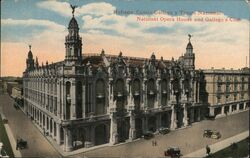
[0,112,22,158]
[184,130,249,157]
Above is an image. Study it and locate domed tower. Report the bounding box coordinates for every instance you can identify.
[65,6,82,63]
[183,34,195,70]
[26,45,35,71]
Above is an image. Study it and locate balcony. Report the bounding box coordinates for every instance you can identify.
[66,94,71,102]
[148,90,155,95]
[162,90,167,94]
[96,93,105,99]
[116,92,124,97]
[133,91,140,96]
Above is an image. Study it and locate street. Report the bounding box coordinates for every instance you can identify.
[0,93,249,158]
[0,94,60,158]
[73,108,249,157]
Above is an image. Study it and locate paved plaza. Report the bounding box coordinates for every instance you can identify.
[0,93,249,158]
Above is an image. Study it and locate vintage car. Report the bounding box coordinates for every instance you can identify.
[203,130,221,139]
[17,139,27,149]
[158,127,170,135]
[203,130,213,138]
[211,131,221,139]
[164,147,181,157]
[142,131,154,140]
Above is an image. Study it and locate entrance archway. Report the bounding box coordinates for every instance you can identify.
[95,124,108,145]
[176,108,184,128]
[135,118,143,138]
[148,116,156,132]
[117,118,130,142]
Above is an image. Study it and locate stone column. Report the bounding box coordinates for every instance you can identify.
[229,105,232,114]
[71,80,76,119]
[243,102,247,110]
[109,114,118,144]
[142,79,147,109]
[56,123,61,144]
[221,106,225,116]
[197,82,200,103]
[57,81,60,116]
[126,79,132,108]
[64,128,73,152]
[129,112,136,141]
[209,107,215,116]
[45,81,48,109]
[45,116,48,132]
[155,78,160,108]
[62,81,66,120]
[109,80,114,110]
[170,105,177,130]
[183,104,188,127]
[236,103,240,112]
[82,84,86,118]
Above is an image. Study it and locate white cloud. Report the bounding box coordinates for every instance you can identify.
[36,1,115,17]
[36,1,71,17]
[77,2,115,16]
[2,18,65,31]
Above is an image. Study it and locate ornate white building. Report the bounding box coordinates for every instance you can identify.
[23,13,249,152]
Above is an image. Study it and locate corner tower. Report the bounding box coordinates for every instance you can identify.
[26,45,35,71]
[65,6,82,63]
[183,34,195,70]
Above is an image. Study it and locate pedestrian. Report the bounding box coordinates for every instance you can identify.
[154,140,157,146]
[206,145,211,156]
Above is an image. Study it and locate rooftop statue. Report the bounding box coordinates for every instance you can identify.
[70,4,77,16]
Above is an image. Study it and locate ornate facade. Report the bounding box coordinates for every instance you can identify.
[22,15,203,151]
[22,14,249,152]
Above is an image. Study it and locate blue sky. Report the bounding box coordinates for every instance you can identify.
[1,0,249,76]
[1,0,249,42]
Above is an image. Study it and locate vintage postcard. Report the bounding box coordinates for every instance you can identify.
[0,0,249,158]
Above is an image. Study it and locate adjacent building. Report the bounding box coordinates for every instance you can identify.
[200,68,249,117]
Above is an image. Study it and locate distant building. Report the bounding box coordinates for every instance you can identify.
[11,85,22,100]
[22,13,249,152]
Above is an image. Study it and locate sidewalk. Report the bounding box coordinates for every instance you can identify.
[0,112,22,157]
[184,130,249,157]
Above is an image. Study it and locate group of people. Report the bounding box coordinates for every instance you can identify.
[152,140,157,146]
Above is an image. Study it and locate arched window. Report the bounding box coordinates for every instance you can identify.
[132,79,140,96]
[66,81,71,119]
[114,79,125,110]
[114,79,124,97]
[76,81,82,118]
[132,79,141,109]
[147,79,155,108]
[95,79,106,115]
[161,79,168,106]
